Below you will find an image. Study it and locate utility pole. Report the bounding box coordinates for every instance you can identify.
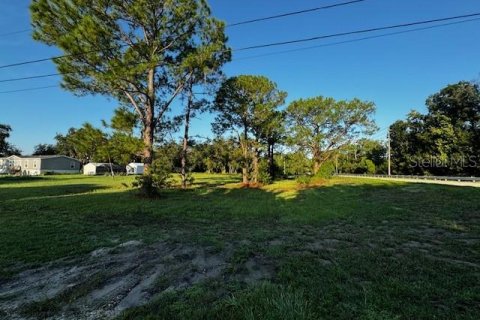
[387,130,391,176]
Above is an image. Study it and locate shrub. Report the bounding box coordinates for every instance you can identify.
[181,172,195,187]
[296,175,312,186]
[257,160,273,185]
[315,161,336,179]
[133,158,172,197]
[354,158,376,174]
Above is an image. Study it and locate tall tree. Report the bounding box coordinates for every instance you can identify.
[213,75,286,185]
[286,96,377,174]
[177,27,230,188]
[32,144,57,156]
[31,0,230,177]
[390,82,480,176]
[337,139,387,174]
[0,124,21,157]
[55,123,107,164]
[259,110,285,178]
[102,107,144,165]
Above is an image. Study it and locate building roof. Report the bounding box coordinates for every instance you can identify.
[85,163,123,168]
[0,155,80,161]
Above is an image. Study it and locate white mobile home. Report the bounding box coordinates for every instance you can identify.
[83,163,126,175]
[126,163,144,175]
[0,155,81,175]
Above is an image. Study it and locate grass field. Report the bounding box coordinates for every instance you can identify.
[0,174,479,319]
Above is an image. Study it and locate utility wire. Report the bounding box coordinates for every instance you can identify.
[1,13,480,92]
[0,29,30,37]
[0,85,58,94]
[0,73,60,83]
[0,12,478,71]
[1,14,479,83]
[0,0,366,38]
[0,46,123,70]
[227,0,366,27]
[235,12,480,51]
[233,17,480,61]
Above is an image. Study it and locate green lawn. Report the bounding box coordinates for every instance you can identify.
[0,174,479,319]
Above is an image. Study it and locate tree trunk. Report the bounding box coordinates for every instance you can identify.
[252,146,259,184]
[143,68,156,174]
[143,105,154,174]
[312,147,322,175]
[267,141,275,179]
[313,159,321,175]
[181,88,193,189]
[241,126,249,185]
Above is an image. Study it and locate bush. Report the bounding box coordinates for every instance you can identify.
[257,160,273,185]
[181,172,195,187]
[315,161,335,179]
[133,158,172,197]
[296,175,312,186]
[354,158,376,174]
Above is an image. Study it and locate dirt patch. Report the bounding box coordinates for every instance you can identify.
[0,241,235,320]
[1,218,478,319]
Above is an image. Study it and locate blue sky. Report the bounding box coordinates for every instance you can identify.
[1,0,479,154]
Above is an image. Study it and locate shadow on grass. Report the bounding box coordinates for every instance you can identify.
[0,184,109,202]
[2,177,480,319]
[0,176,55,185]
[1,177,479,270]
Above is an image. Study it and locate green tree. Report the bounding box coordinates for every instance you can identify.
[176,20,230,188]
[55,123,107,164]
[31,0,230,179]
[337,139,386,174]
[101,107,144,165]
[286,96,377,174]
[213,75,286,185]
[427,81,480,130]
[32,144,57,156]
[390,82,480,176]
[0,124,21,156]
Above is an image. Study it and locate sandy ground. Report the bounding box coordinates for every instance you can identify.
[0,239,275,320]
[1,216,479,319]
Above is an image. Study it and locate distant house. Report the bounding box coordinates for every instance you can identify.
[0,155,81,175]
[83,163,126,176]
[126,163,144,175]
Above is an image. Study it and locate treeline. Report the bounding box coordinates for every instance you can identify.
[390,81,480,176]
[0,124,20,157]
[28,74,381,185]
[13,80,480,182]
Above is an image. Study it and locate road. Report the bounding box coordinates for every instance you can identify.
[339,174,480,188]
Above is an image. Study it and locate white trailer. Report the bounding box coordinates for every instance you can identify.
[126,163,144,175]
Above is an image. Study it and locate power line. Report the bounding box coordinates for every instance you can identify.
[1,13,478,84]
[0,73,60,83]
[0,29,30,37]
[0,46,124,70]
[1,12,478,71]
[227,0,366,27]
[0,85,58,94]
[233,17,480,61]
[235,12,480,51]
[1,13,479,92]
[0,0,366,38]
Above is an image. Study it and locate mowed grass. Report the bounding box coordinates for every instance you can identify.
[1,174,479,319]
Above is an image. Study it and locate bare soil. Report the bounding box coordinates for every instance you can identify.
[1,220,478,320]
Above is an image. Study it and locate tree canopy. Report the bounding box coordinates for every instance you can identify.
[390,81,480,176]
[213,75,287,184]
[31,0,230,175]
[0,124,21,157]
[286,96,377,174]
